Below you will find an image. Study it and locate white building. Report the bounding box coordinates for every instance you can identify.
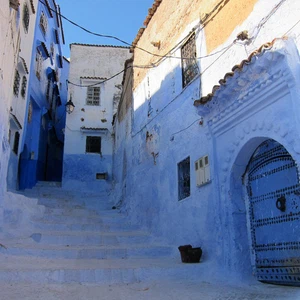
[62,44,131,193]
[6,0,38,190]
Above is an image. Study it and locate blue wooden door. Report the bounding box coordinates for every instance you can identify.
[247,139,300,286]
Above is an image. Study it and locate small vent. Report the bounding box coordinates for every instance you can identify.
[96,173,107,180]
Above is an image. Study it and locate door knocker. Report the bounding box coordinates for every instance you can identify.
[276,196,286,212]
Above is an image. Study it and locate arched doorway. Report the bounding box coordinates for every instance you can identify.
[245,139,300,286]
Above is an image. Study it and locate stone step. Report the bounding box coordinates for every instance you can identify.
[0,243,174,259]
[38,197,112,210]
[28,230,151,246]
[43,207,101,217]
[38,197,86,207]
[0,254,203,284]
[31,220,140,232]
[35,181,62,188]
[33,213,127,225]
[43,208,123,218]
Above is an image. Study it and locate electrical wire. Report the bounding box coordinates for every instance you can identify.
[170,118,203,138]
[131,17,300,139]
[67,42,235,89]
[38,0,193,59]
[38,0,233,62]
[250,0,286,44]
[44,0,300,138]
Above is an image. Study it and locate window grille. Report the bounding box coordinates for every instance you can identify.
[23,3,30,33]
[86,87,100,106]
[13,70,20,96]
[39,11,48,35]
[46,79,52,102]
[35,51,43,80]
[28,101,33,123]
[181,33,199,88]
[13,131,20,154]
[86,136,101,153]
[178,157,191,200]
[20,76,27,98]
[50,43,55,58]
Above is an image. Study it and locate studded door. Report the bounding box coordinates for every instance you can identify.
[247,139,300,286]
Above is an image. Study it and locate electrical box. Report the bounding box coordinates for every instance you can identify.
[195,155,210,186]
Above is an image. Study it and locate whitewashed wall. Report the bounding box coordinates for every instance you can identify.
[6,0,38,190]
[63,44,131,194]
[0,2,20,206]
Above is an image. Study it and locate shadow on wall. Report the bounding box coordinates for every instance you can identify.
[114,60,206,243]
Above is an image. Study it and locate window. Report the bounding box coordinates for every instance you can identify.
[181,33,199,88]
[46,79,52,102]
[86,87,100,106]
[54,29,59,44]
[35,51,43,79]
[20,76,27,98]
[178,157,191,200]
[28,101,32,123]
[50,42,55,60]
[39,11,48,35]
[13,70,20,96]
[195,155,210,186]
[13,131,20,154]
[23,2,30,33]
[86,136,101,153]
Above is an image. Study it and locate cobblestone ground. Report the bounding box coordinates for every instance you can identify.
[1,280,299,300]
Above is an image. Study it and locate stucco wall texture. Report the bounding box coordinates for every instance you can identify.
[133,0,258,89]
[113,0,300,282]
[63,45,131,192]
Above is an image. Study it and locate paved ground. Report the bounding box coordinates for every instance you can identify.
[1,279,299,300]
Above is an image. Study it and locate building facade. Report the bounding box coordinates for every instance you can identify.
[17,0,68,190]
[113,0,300,285]
[62,44,131,193]
[6,0,38,191]
[0,0,22,205]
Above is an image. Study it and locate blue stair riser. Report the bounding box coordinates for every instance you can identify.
[1,246,173,259]
[0,264,201,284]
[32,221,140,232]
[33,215,127,225]
[33,234,151,246]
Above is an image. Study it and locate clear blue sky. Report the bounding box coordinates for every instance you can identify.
[58,0,155,58]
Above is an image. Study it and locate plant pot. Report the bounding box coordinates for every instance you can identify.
[178,245,202,263]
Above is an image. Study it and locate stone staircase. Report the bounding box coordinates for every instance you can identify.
[0,182,203,284]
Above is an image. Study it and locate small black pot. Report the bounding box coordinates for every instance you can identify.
[178,245,202,263]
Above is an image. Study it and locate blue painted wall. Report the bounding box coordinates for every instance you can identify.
[113,36,300,280]
[19,1,68,189]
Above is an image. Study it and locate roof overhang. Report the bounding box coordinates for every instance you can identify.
[9,113,22,130]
